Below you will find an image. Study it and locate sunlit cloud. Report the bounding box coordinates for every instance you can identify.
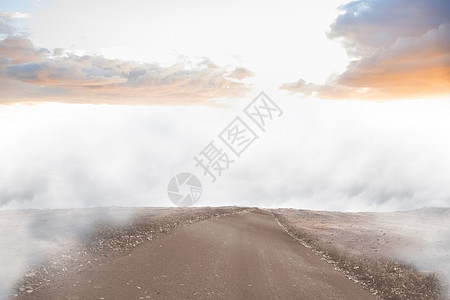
[0,14,253,105]
[281,0,450,100]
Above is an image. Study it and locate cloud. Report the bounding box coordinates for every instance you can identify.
[225,67,254,80]
[0,16,252,105]
[281,0,450,100]
[329,0,450,56]
[0,12,15,35]
[0,11,30,36]
[0,103,228,209]
[0,36,47,65]
[1,97,449,212]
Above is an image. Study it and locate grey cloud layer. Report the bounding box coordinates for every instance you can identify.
[329,0,449,55]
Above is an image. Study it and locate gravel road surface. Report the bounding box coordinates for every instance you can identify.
[19,210,376,300]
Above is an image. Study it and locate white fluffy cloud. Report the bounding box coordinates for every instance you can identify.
[1,95,449,211]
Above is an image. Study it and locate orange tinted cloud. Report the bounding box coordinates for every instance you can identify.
[0,15,252,105]
[281,0,450,100]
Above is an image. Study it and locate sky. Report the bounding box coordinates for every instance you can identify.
[0,0,449,211]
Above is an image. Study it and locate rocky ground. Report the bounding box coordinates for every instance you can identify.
[14,210,377,300]
[3,207,252,299]
[1,206,448,299]
[270,208,449,299]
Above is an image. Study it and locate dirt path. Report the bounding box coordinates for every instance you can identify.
[20,211,376,300]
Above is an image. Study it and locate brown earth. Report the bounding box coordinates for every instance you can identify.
[270,208,448,300]
[16,210,376,300]
[9,207,447,300]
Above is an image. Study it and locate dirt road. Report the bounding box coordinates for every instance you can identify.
[20,210,376,299]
